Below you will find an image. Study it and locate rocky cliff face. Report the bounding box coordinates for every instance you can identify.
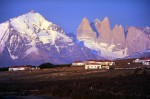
[77,17,96,41]
[96,17,112,43]
[137,27,150,49]
[112,24,126,50]
[77,17,127,59]
[77,17,150,59]
[0,11,103,67]
[126,27,149,54]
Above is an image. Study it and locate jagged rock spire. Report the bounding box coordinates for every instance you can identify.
[77,17,96,41]
[94,17,112,43]
[112,24,125,49]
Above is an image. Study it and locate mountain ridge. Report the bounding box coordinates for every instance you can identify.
[0,11,103,67]
[77,17,150,59]
[0,11,150,67]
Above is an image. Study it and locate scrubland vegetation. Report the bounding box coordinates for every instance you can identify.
[0,60,150,99]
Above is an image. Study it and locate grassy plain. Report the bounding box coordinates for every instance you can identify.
[0,66,150,99]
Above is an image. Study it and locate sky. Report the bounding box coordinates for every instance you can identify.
[0,0,150,34]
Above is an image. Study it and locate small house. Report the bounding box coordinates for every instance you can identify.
[133,58,141,63]
[9,66,34,71]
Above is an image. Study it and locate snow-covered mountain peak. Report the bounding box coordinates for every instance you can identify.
[0,11,103,66]
[0,11,71,59]
[3,10,70,45]
[10,11,52,33]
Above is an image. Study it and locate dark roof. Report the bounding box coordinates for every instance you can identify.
[86,63,101,65]
[73,61,83,63]
[86,60,96,61]
[96,60,112,62]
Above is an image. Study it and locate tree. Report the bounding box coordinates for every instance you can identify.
[0,67,8,71]
[39,63,54,69]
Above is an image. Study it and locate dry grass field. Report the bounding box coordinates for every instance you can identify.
[0,65,150,99]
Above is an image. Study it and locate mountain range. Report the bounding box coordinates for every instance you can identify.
[0,11,150,67]
[77,17,150,59]
[0,11,103,67]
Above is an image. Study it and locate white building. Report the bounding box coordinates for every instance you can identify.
[101,65,110,69]
[85,63,101,69]
[133,58,142,63]
[71,60,115,69]
[96,60,115,66]
[85,60,115,69]
[9,66,35,71]
[72,61,85,66]
[133,58,150,65]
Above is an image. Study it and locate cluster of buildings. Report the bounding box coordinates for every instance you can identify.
[72,60,115,69]
[116,58,150,70]
[72,58,150,70]
[8,58,149,71]
[133,58,150,65]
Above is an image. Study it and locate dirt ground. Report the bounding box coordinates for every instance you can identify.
[0,66,150,99]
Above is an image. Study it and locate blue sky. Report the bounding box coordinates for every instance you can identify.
[0,0,150,34]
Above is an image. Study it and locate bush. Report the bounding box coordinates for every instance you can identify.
[39,63,54,69]
[0,67,8,72]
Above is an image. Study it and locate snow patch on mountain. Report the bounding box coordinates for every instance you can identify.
[10,12,52,32]
[25,46,38,56]
[55,45,60,53]
[7,48,18,60]
[80,39,127,59]
[81,47,88,58]
[0,22,10,53]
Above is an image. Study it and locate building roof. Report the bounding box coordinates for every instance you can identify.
[96,60,112,62]
[86,63,101,65]
[86,60,96,61]
[73,61,83,63]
